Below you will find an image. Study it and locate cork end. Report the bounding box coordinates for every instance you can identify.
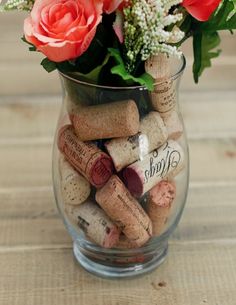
[122,166,143,198]
[149,180,176,208]
[103,226,120,248]
[125,100,140,136]
[90,156,114,188]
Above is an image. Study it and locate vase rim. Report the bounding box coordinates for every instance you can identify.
[58,55,186,90]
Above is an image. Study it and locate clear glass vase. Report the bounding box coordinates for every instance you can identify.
[52,55,189,278]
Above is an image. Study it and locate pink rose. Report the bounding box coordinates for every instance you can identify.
[24,0,103,62]
[102,0,124,14]
[181,0,222,21]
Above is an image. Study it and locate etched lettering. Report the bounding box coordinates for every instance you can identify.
[144,144,182,184]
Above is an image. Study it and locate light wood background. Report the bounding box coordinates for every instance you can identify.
[0,12,236,305]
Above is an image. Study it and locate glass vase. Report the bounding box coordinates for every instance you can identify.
[52,55,189,278]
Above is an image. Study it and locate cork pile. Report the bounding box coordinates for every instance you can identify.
[57,55,185,250]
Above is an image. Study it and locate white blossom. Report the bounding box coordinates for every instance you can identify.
[0,0,34,11]
[123,0,184,72]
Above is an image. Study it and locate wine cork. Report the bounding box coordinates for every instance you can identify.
[95,175,152,247]
[145,54,171,79]
[71,100,140,141]
[59,156,91,205]
[122,140,184,197]
[147,180,176,236]
[115,234,141,249]
[150,80,176,113]
[162,110,183,140]
[58,125,113,188]
[105,111,168,171]
[145,54,176,114]
[65,201,120,248]
[65,95,80,115]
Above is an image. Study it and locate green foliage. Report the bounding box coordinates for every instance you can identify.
[19,0,236,86]
[21,36,36,52]
[193,32,221,83]
[40,58,57,73]
[108,48,154,90]
[200,0,236,32]
[190,0,236,83]
[73,23,113,74]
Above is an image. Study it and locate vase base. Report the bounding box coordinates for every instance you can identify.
[73,241,168,279]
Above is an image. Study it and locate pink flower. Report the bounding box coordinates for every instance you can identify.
[113,10,124,43]
[181,0,222,21]
[102,0,124,14]
[24,0,103,62]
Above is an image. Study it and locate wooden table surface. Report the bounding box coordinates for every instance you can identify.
[1,13,236,305]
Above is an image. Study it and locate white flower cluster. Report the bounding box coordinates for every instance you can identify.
[124,0,184,73]
[0,0,34,11]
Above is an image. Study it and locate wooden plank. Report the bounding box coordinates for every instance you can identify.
[1,35,235,62]
[0,138,236,188]
[1,11,235,54]
[1,13,236,95]
[0,62,61,95]
[0,91,236,140]
[181,90,236,139]
[0,243,235,305]
[0,143,52,188]
[173,183,236,241]
[0,96,60,140]
[189,139,236,182]
[1,59,236,95]
[0,188,70,247]
[0,41,40,62]
[0,184,236,247]
[0,13,26,44]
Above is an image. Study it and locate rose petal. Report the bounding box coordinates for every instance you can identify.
[182,0,222,21]
[23,0,103,62]
[103,0,124,14]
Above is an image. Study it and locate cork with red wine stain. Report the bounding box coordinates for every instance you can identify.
[147,180,176,236]
[122,140,184,197]
[58,125,113,188]
[71,99,140,141]
[96,175,152,248]
[65,201,120,248]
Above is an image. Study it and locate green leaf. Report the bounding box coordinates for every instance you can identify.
[63,55,110,84]
[227,0,236,20]
[40,58,57,73]
[193,32,221,83]
[74,15,117,75]
[108,48,154,90]
[21,36,36,52]
[200,0,236,32]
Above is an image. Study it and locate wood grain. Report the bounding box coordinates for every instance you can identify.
[1,10,236,305]
[0,138,235,188]
[0,244,235,305]
[0,188,70,247]
[0,96,60,140]
[1,58,236,95]
[0,91,236,140]
[0,184,236,248]
[1,13,236,94]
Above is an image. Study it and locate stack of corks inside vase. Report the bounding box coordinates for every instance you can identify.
[58,54,185,251]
